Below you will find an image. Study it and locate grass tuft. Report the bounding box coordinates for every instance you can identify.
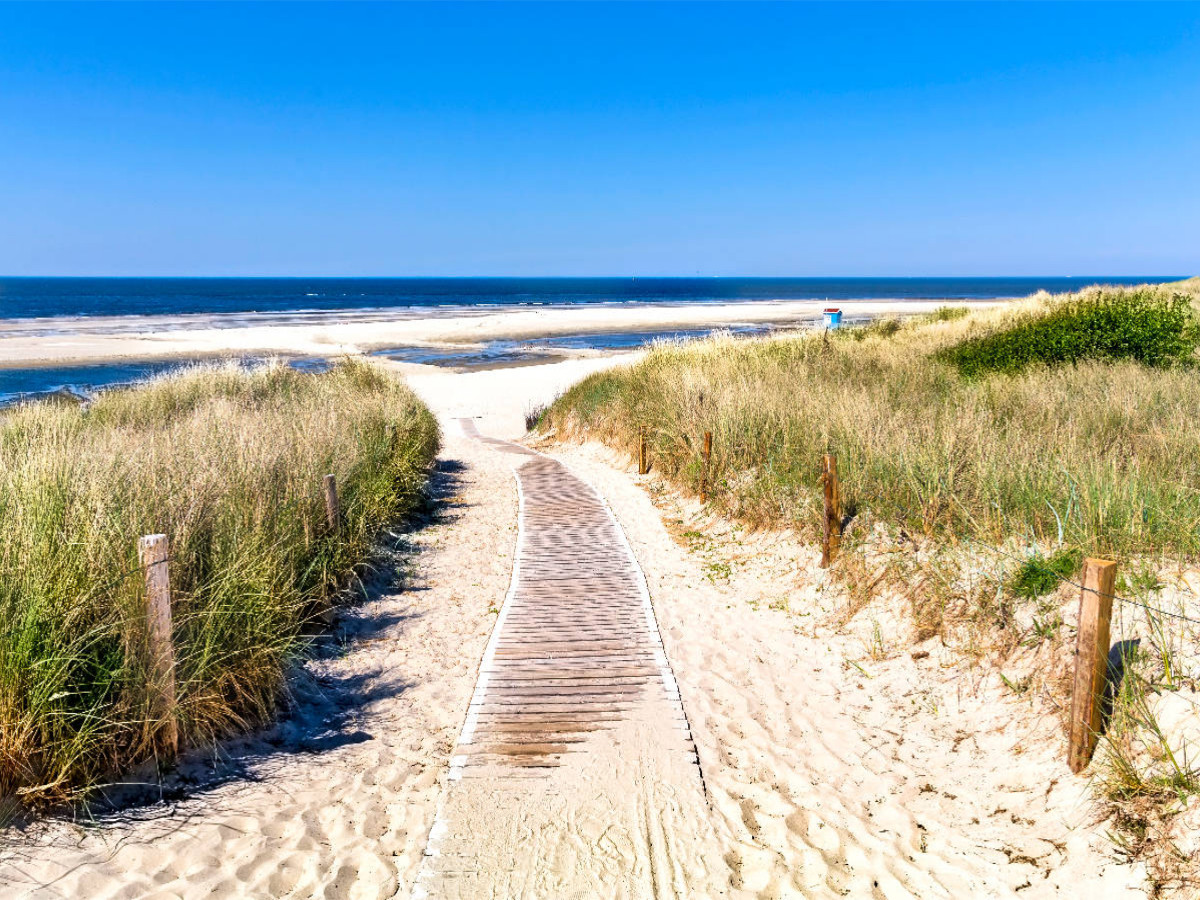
[541,279,1200,892]
[1008,548,1082,601]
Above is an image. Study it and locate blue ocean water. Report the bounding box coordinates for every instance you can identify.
[0,276,1180,321]
[0,357,328,407]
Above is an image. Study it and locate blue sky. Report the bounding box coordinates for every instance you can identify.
[0,2,1197,276]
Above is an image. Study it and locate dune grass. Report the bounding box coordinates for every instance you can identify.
[542,281,1200,888]
[0,359,438,809]
[542,282,1200,558]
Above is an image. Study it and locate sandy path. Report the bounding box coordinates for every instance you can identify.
[414,424,722,899]
[0,433,519,900]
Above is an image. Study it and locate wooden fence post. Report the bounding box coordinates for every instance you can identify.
[638,426,649,475]
[701,430,713,503]
[1068,557,1118,773]
[820,453,841,568]
[323,473,340,531]
[138,533,178,758]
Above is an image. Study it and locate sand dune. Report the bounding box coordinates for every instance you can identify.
[553,439,1144,898]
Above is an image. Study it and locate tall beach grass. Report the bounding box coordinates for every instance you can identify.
[0,359,438,808]
[541,281,1200,886]
[542,282,1200,557]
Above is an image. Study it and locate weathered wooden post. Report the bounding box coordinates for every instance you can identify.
[820,453,841,568]
[638,426,649,476]
[1068,557,1118,773]
[138,533,178,758]
[323,473,340,531]
[700,430,713,503]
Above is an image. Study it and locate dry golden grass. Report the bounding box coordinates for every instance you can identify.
[543,281,1200,557]
[542,280,1200,891]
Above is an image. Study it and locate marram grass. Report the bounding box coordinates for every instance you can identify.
[543,283,1200,887]
[0,359,438,808]
[542,282,1200,558]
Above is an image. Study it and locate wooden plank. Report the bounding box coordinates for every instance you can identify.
[479,692,652,703]
[444,426,697,775]
[480,686,659,697]
[458,743,574,756]
[487,652,662,657]
[467,732,592,743]
[483,675,659,685]
[472,702,639,713]
[468,715,621,726]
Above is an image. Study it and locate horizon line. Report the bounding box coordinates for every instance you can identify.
[0,273,1190,281]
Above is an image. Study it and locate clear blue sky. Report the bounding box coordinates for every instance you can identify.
[0,1,1197,276]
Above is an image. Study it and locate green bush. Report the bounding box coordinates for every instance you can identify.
[939,291,1199,377]
[1008,548,1083,600]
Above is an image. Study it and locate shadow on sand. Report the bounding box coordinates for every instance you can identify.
[15,455,471,837]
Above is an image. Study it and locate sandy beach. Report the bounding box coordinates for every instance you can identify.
[0,337,1154,899]
[0,299,995,369]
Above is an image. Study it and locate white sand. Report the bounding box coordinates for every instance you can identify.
[401,356,639,439]
[0,343,1153,899]
[0,298,990,367]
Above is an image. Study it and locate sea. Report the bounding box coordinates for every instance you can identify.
[0,276,1176,321]
[0,276,1180,405]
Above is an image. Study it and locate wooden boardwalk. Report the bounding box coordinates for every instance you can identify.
[412,422,701,898]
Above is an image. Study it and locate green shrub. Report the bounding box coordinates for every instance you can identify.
[939,291,1199,377]
[1008,547,1082,600]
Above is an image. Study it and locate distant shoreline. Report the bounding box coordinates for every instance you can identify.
[0,297,1002,369]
